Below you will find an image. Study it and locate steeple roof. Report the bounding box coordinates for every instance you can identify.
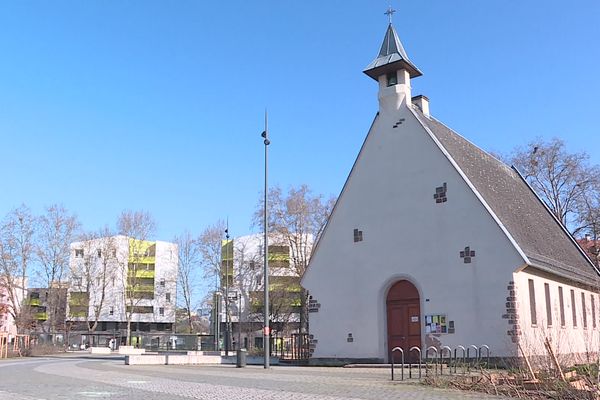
[364,23,422,80]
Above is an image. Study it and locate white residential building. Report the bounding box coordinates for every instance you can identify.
[218,233,311,350]
[67,236,178,345]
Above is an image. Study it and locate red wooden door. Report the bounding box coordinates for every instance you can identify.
[387,280,421,363]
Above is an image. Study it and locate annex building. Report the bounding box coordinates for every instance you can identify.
[302,20,600,365]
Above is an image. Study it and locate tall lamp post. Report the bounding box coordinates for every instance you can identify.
[261,112,271,369]
[224,225,231,356]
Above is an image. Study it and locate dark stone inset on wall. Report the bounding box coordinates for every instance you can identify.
[393,118,405,128]
[433,183,448,203]
[353,228,363,243]
[504,281,520,344]
[459,246,476,263]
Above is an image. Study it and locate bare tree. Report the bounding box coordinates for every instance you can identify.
[197,220,227,291]
[70,229,119,332]
[253,184,336,334]
[576,184,600,267]
[36,204,80,339]
[0,205,35,333]
[174,231,201,333]
[509,138,599,234]
[116,210,156,345]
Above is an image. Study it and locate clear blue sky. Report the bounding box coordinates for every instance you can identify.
[1,1,599,241]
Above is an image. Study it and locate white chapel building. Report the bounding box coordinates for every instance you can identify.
[302,20,600,365]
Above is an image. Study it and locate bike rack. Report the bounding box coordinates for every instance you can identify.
[478,344,490,367]
[409,346,422,379]
[467,345,478,371]
[390,347,404,381]
[454,345,466,374]
[440,346,452,375]
[425,346,439,376]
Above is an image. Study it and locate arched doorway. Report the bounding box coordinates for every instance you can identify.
[386,280,421,362]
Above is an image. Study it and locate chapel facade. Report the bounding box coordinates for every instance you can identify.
[301,18,600,366]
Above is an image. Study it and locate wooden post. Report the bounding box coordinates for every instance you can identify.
[518,342,537,382]
[544,337,566,383]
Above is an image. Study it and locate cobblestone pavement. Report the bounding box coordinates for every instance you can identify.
[0,355,511,399]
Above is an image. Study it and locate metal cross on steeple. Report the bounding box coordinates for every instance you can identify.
[384,5,396,24]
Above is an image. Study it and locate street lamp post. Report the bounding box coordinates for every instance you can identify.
[224,226,231,356]
[261,111,271,369]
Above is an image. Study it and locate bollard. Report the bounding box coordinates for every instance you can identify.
[236,349,247,368]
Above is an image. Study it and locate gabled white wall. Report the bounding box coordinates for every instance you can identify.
[303,104,525,360]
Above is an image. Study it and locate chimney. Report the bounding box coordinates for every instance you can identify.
[412,95,430,118]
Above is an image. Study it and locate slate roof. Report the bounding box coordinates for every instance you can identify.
[364,24,422,80]
[411,107,600,284]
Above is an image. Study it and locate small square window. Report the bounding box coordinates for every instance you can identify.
[166,293,171,303]
[75,249,84,258]
[160,279,165,287]
[159,307,164,316]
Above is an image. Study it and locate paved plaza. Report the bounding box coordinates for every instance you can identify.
[0,354,509,399]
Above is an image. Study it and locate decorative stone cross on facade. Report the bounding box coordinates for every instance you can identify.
[460,246,476,263]
[385,6,396,24]
[433,183,447,203]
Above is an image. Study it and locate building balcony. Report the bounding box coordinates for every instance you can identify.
[25,298,41,306]
[69,311,88,318]
[127,285,155,293]
[128,270,155,279]
[35,312,48,321]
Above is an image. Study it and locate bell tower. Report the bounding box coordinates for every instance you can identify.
[363,7,422,115]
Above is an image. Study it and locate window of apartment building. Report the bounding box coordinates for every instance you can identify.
[558,286,565,327]
[73,276,82,287]
[97,249,102,258]
[528,279,537,326]
[109,306,114,316]
[159,307,164,316]
[592,295,597,329]
[544,283,552,327]
[75,249,84,258]
[582,292,588,329]
[165,293,171,303]
[571,289,577,327]
[256,274,262,286]
[160,278,165,287]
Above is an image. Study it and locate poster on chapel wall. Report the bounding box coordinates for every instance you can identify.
[425,314,447,334]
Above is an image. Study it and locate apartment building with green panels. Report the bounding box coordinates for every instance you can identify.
[216,233,312,350]
[67,235,178,343]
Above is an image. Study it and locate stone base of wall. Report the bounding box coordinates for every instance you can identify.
[308,357,384,366]
[118,346,146,355]
[124,354,280,366]
[89,347,111,355]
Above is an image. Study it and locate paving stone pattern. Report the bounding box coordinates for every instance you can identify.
[0,355,511,400]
